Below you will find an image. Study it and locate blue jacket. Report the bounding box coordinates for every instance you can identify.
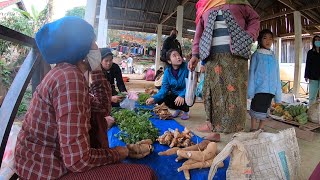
[248,49,282,103]
[153,62,189,102]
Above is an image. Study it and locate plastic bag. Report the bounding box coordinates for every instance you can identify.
[0,123,21,180]
[308,102,320,124]
[185,71,197,106]
[196,73,205,98]
[120,97,136,110]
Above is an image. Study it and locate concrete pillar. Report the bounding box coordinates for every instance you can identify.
[176,5,184,42]
[293,11,303,97]
[84,0,98,26]
[275,37,282,63]
[155,24,163,71]
[97,0,108,47]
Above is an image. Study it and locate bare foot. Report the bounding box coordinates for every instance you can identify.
[196,122,213,133]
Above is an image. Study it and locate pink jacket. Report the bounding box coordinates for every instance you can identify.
[192,4,260,57]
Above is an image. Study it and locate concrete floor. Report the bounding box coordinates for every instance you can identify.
[125,78,320,180]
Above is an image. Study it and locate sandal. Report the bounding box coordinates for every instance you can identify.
[172,110,181,118]
[203,133,221,142]
[196,122,213,133]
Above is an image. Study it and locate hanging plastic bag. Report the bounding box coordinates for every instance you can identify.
[196,73,205,98]
[120,97,136,110]
[185,71,197,106]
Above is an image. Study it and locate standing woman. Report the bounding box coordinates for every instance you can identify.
[188,0,260,137]
[304,35,320,105]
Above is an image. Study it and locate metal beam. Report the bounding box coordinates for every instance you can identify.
[160,0,190,24]
[124,0,128,16]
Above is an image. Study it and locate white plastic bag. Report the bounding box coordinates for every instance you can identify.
[0,123,21,180]
[185,71,197,106]
[120,97,135,110]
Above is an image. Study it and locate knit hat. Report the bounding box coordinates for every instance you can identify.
[35,16,95,64]
[100,48,113,60]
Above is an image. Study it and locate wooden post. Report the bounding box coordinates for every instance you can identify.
[293,11,303,97]
[155,24,163,71]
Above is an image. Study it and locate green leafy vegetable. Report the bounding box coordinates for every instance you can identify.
[113,109,159,144]
[138,93,150,105]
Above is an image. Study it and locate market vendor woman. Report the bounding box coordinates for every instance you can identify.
[14,17,156,180]
[146,49,190,120]
[100,47,128,107]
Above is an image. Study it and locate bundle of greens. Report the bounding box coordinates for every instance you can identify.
[113,109,159,144]
[138,93,150,105]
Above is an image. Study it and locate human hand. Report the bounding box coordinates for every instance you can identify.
[112,96,124,103]
[200,65,205,73]
[305,78,308,82]
[114,146,129,161]
[174,96,184,106]
[188,56,199,71]
[146,98,155,105]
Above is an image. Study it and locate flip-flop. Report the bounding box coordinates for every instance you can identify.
[196,123,213,133]
[203,133,221,142]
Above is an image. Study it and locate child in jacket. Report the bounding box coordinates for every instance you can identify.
[146,49,190,120]
[248,29,282,131]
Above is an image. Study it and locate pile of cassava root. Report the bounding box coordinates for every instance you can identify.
[153,103,172,120]
[157,128,194,148]
[127,139,154,159]
[159,140,224,180]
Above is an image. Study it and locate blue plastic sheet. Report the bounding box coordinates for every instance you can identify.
[108,105,229,180]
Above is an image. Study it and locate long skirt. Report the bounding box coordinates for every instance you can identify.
[203,53,248,133]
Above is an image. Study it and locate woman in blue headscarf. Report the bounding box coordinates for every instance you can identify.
[14,17,156,180]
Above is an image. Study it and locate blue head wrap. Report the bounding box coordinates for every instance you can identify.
[35,16,95,64]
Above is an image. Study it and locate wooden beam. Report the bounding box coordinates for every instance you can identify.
[158,0,169,23]
[124,0,128,16]
[160,0,190,24]
[254,0,263,10]
[261,10,294,21]
[0,25,35,47]
[277,0,296,10]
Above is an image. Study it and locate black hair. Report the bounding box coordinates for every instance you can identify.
[166,49,180,62]
[257,29,274,49]
[311,35,320,51]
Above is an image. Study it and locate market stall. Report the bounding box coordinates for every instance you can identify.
[107,103,229,180]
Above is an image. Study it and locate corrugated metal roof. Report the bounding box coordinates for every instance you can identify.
[96,0,320,38]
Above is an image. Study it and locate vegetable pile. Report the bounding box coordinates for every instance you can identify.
[159,140,223,180]
[157,128,194,148]
[153,103,172,120]
[127,139,154,159]
[272,104,308,124]
[138,93,150,105]
[113,109,159,144]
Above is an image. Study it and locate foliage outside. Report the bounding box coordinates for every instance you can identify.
[65,6,85,18]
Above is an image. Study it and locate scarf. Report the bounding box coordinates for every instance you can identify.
[195,0,251,25]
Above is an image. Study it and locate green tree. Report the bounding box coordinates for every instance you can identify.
[65,6,85,18]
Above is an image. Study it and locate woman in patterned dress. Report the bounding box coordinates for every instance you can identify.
[188,0,260,138]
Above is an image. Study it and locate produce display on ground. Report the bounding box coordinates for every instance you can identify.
[158,141,224,180]
[112,108,159,144]
[157,128,194,148]
[271,103,308,124]
[153,103,172,120]
[138,93,151,105]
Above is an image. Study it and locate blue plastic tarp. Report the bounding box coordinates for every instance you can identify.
[108,105,229,180]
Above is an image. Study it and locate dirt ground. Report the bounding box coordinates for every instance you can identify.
[124,76,320,180]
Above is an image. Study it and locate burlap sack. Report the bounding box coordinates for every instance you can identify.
[308,102,320,124]
[208,128,301,180]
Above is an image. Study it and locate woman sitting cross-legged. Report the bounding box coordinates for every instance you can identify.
[146,49,190,120]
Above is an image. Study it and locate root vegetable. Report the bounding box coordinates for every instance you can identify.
[170,128,181,148]
[158,140,210,156]
[177,159,224,172]
[176,142,217,162]
[127,143,153,159]
[136,139,153,145]
[183,170,190,180]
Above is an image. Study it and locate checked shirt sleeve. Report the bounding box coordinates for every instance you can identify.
[53,72,120,173]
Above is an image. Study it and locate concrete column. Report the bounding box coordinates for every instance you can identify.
[293,11,303,97]
[84,0,98,26]
[97,0,108,47]
[275,37,282,63]
[155,24,163,71]
[176,5,184,42]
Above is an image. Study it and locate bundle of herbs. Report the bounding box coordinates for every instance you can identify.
[113,109,159,144]
[138,93,150,105]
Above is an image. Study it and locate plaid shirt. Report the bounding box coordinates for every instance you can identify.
[15,63,120,180]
